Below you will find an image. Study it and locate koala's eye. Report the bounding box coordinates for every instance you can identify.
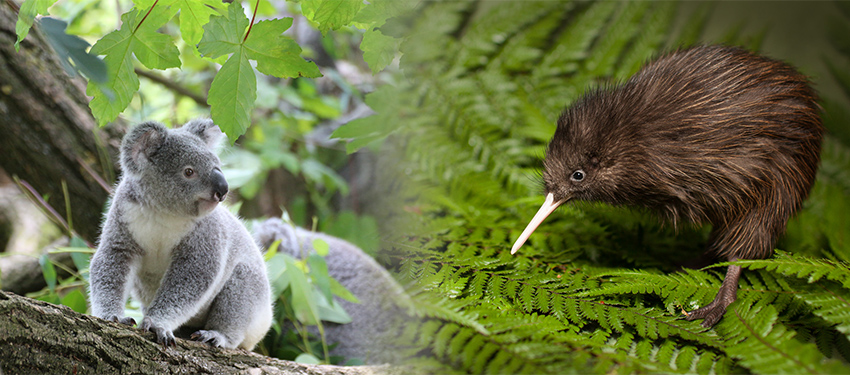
[183,168,195,178]
[570,169,585,182]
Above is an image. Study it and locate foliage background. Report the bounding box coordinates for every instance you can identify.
[9,0,850,372]
[333,1,850,373]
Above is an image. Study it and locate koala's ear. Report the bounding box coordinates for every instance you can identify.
[120,121,168,174]
[182,118,225,148]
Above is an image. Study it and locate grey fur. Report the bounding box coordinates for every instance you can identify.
[89,119,272,350]
[254,218,408,364]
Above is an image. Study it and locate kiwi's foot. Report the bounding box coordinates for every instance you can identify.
[685,300,731,327]
[685,263,741,327]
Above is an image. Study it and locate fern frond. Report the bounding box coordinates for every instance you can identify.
[404,289,490,336]
[576,268,721,308]
[729,251,850,288]
[372,1,848,373]
[792,284,850,336]
[718,301,848,374]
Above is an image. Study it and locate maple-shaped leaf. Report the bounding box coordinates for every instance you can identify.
[351,0,414,28]
[360,29,400,74]
[353,0,413,74]
[197,1,246,58]
[209,52,256,144]
[175,0,227,46]
[14,0,59,51]
[85,8,180,126]
[200,2,320,142]
[300,0,364,34]
[244,19,322,78]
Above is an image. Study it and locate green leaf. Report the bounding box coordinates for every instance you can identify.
[351,0,414,27]
[294,353,322,364]
[52,241,94,282]
[131,5,180,70]
[719,301,847,374]
[730,252,850,289]
[330,277,360,304]
[315,293,353,324]
[300,0,364,34]
[175,0,226,46]
[266,252,291,297]
[265,239,281,260]
[39,254,57,294]
[312,238,330,257]
[39,17,107,82]
[86,11,138,126]
[85,7,180,125]
[285,256,320,325]
[133,28,181,69]
[244,19,322,78]
[360,29,400,74]
[60,289,88,313]
[201,2,321,142]
[208,50,256,143]
[197,2,246,59]
[14,0,59,51]
[307,253,333,304]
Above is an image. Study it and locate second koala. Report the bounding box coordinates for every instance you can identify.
[89,119,272,350]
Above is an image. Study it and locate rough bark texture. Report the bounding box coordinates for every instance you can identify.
[0,291,404,375]
[0,2,124,243]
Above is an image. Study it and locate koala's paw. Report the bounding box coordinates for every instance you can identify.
[190,330,229,348]
[109,316,137,326]
[140,317,176,347]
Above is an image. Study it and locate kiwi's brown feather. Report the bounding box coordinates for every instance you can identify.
[540,45,823,326]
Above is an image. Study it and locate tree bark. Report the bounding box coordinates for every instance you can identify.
[0,291,403,375]
[0,2,124,244]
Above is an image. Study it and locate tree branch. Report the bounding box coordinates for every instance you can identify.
[0,2,124,243]
[0,291,404,374]
[135,68,209,107]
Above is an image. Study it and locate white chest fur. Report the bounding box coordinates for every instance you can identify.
[123,202,195,283]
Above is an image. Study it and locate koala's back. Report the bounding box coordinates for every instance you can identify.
[254,218,408,363]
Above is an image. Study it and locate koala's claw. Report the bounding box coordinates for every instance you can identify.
[190,330,228,348]
[109,316,137,326]
[140,317,176,347]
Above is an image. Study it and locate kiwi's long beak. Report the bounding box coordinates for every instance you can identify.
[511,193,567,254]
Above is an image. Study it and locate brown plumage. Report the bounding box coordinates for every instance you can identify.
[511,45,823,327]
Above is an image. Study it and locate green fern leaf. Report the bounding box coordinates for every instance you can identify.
[718,301,847,374]
[793,284,850,336]
[730,251,850,288]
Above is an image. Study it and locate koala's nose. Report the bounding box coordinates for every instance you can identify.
[211,169,229,202]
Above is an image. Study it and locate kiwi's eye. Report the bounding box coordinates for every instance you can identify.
[184,168,195,178]
[570,169,585,182]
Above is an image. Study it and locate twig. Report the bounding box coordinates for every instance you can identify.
[134,68,209,107]
[76,155,112,194]
[14,177,71,234]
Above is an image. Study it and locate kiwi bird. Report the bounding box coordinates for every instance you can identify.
[511,45,823,327]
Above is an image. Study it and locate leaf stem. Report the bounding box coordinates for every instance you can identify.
[243,0,261,43]
[134,0,159,34]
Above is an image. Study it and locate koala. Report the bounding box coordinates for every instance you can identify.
[253,218,409,364]
[89,119,272,350]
